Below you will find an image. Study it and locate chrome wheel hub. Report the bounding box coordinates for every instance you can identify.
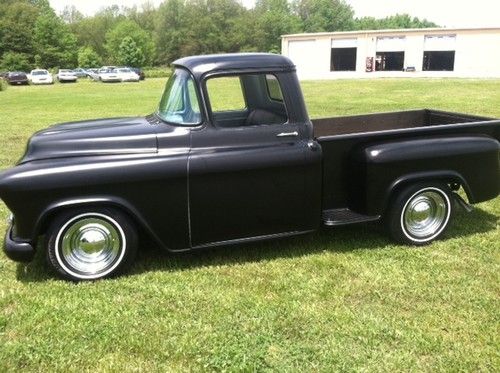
[403,190,448,240]
[59,216,122,276]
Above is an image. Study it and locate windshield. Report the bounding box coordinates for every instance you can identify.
[157,69,201,126]
[32,70,48,75]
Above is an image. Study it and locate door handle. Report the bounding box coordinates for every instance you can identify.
[276,131,298,137]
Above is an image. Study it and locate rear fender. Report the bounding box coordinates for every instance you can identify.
[351,135,500,215]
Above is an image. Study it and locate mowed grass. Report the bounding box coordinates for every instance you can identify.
[0,78,499,372]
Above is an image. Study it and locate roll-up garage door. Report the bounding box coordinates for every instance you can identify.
[376,36,406,52]
[424,35,456,51]
[331,38,357,48]
[423,35,456,71]
[287,39,316,76]
[331,38,357,71]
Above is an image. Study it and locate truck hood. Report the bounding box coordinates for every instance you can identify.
[19,117,158,164]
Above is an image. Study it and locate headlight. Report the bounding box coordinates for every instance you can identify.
[7,213,13,224]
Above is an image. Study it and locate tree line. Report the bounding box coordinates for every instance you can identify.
[0,0,438,71]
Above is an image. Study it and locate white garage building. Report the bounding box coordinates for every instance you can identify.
[281,27,500,80]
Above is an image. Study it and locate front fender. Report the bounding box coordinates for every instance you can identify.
[0,153,190,251]
[34,196,169,251]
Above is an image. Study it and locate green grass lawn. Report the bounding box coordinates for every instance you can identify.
[0,78,499,372]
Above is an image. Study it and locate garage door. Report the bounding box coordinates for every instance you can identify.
[331,38,357,48]
[377,36,406,52]
[424,35,456,51]
[287,40,317,76]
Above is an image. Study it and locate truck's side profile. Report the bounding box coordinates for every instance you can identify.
[0,53,499,281]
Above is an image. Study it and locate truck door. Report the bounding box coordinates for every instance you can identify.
[188,73,313,247]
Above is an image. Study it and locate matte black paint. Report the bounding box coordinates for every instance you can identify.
[0,53,499,262]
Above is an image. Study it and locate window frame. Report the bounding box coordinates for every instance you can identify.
[203,71,290,129]
[156,67,204,127]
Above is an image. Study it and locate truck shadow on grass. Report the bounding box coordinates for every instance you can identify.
[16,207,499,283]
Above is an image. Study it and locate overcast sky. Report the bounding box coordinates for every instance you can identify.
[49,0,500,28]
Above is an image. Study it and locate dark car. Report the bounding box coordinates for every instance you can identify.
[0,53,499,281]
[5,71,29,85]
[130,67,145,80]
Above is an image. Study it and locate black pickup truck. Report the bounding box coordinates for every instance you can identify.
[1,53,499,281]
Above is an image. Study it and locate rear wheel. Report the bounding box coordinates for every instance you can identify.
[386,183,453,245]
[46,208,137,281]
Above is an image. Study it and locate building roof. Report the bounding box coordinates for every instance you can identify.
[173,53,295,78]
[282,26,500,39]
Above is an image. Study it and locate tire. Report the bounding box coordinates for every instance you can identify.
[386,183,453,245]
[46,208,138,281]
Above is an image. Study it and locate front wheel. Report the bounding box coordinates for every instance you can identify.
[46,208,138,281]
[386,183,453,245]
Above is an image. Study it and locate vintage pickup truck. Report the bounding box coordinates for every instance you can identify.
[1,53,499,281]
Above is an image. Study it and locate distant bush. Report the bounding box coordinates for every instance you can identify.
[1,52,31,72]
[143,67,171,79]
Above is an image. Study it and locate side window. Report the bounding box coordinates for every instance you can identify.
[206,77,246,112]
[266,74,284,101]
[206,74,288,128]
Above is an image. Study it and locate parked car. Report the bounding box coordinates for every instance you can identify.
[85,68,100,81]
[130,67,145,80]
[5,71,29,85]
[1,53,499,281]
[29,69,53,85]
[98,68,121,82]
[72,68,88,78]
[56,69,78,83]
[114,67,140,82]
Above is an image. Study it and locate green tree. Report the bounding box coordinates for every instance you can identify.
[353,14,438,30]
[117,36,145,67]
[154,0,186,63]
[0,51,31,71]
[0,1,40,61]
[61,4,84,24]
[105,19,154,65]
[33,8,78,68]
[297,0,354,32]
[77,46,102,67]
[253,0,302,52]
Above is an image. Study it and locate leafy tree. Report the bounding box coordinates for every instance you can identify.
[61,5,84,24]
[0,1,39,61]
[33,7,78,68]
[117,36,145,67]
[297,0,354,32]
[0,51,31,71]
[125,1,157,33]
[354,14,438,30]
[154,0,187,63]
[253,0,302,52]
[105,19,154,65]
[77,46,102,67]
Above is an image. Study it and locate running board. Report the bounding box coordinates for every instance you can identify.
[322,208,380,226]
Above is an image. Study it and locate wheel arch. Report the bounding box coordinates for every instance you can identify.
[383,170,472,214]
[35,196,166,250]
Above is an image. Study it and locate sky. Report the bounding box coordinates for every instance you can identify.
[49,0,500,29]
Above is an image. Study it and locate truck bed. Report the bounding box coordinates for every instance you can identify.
[313,109,492,138]
[314,109,500,213]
